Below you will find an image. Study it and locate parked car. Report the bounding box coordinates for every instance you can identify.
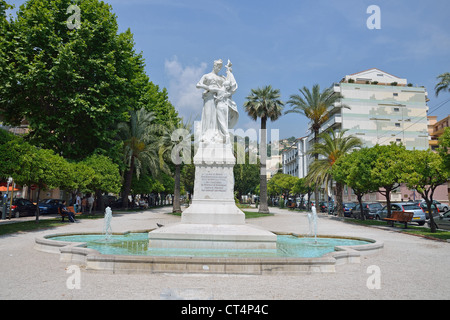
[377,202,426,225]
[343,203,356,217]
[429,210,450,230]
[420,200,448,214]
[418,202,440,219]
[38,199,64,214]
[351,202,383,219]
[0,200,10,217]
[331,202,356,216]
[9,198,37,217]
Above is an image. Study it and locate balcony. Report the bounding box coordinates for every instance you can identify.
[319,114,343,134]
[333,83,341,93]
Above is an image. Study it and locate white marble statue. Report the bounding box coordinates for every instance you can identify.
[196,59,239,145]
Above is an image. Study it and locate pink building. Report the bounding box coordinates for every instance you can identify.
[342,184,448,205]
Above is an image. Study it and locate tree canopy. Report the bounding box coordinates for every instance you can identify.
[0,0,178,161]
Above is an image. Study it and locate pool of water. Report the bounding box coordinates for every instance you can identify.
[51,233,370,258]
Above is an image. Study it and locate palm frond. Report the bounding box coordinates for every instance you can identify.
[435,72,450,97]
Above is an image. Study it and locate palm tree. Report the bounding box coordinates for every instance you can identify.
[306,129,362,217]
[158,118,192,214]
[435,72,450,97]
[244,85,284,214]
[118,108,160,209]
[285,84,346,204]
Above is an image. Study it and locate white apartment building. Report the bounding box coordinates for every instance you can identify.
[282,68,430,178]
[320,68,429,150]
[281,137,308,179]
[281,68,439,202]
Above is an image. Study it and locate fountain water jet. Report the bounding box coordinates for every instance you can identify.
[307,211,318,244]
[103,207,113,241]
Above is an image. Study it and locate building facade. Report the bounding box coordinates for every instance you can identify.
[429,115,450,151]
[324,68,429,150]
[281,137,308,179]
[282,68,448,204]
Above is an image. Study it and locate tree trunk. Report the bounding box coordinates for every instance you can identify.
[173,164,182,213]
[259,117,270,214]
[96,190,104,213]
[357,194,365,220]
[385,189,392,219]
[122,156,135,209]
[313,129,320,208]
[425,198,438,233]
[335,182,344,217]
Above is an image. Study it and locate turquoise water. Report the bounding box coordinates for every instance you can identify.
[51,233,370,258]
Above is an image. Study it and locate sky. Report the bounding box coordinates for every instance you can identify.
[7,0,450,140]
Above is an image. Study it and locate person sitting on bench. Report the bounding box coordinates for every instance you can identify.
[60,200,76,223]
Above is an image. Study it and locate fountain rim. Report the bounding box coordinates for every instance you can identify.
[35,229,383,274]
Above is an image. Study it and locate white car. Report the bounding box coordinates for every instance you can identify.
[428,210,450,230]
[420,200,448,213]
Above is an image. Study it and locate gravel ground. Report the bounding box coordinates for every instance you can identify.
[0,206,449,300]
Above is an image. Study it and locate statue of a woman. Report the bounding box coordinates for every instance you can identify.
[196,59,239,145]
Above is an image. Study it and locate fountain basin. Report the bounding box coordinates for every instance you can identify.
[35,230,383,274]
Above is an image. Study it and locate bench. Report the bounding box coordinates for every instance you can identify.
[58,206,81,222]
[382,211,414,228]
[287,202,296,210]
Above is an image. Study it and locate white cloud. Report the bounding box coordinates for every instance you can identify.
[164,56,208,121]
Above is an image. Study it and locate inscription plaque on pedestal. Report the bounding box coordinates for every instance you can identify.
[200,173,228,193]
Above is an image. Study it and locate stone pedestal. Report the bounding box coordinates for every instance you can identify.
[148,143,277,250]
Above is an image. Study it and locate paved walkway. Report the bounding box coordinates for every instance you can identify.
[0,206,449,300]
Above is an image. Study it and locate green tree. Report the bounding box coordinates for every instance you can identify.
[0,0,149,160]
[438,127,450,171]
[58,161,95,199]
[285,84,346,204]
[82,154,121,211]
[142,83,180,127]
[158,119,191,213]
[244,85,284,214]
[370,143,408,219]
[268,173,298,204]
[181,163,195,201]
[403,149,449,232]
[307,129,362,217]
[233,141,260,201]
[0,139,70,222]
[118,108,160,208]
[435,72,450,97]
[291,178,313,210]
[333,148,377,220]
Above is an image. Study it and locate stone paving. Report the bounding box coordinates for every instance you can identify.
[0,206,449,300]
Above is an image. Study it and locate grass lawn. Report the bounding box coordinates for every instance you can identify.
[0,213,106,237]
[343,218,450,241]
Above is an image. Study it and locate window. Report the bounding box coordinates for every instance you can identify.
[393,93,398,97]
[395,123,401,127]
[394,108,400,112]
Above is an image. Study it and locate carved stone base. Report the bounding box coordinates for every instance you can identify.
[148,223,277,250]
